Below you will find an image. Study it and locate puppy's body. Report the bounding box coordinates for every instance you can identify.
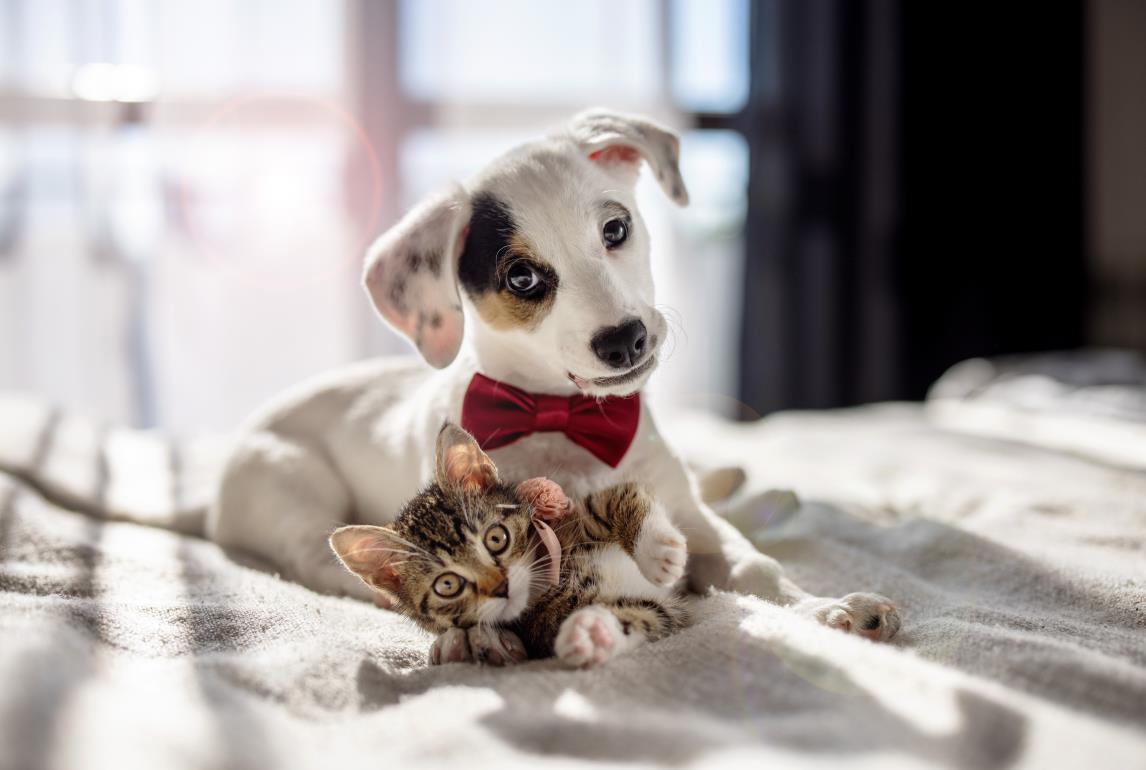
[208,110,901,651]
[211,352,720,602]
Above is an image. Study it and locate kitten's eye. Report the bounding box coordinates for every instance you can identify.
[432,572,465,598]
[483,524,510,555]
[506,264,542,296]
[602,218,628,249]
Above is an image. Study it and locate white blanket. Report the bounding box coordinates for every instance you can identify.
[1,394,1144,769]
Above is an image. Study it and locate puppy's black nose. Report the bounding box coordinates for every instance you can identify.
[591,318,647,369]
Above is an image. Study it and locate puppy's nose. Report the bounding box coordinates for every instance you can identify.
[490,580,509,599]
[591,319,647,369]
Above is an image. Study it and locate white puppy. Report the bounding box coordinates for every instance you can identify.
[206,110,899,660]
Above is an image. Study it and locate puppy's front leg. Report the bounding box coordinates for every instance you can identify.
[650,447,902,641]
[654,454,811,604]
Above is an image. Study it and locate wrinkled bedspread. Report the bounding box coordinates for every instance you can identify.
[1,390,1144,769]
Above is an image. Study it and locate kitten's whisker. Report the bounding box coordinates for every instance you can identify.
[380,531,439,563]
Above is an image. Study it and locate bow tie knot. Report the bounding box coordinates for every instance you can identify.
[461,373,640,467]
[532,395,572,432]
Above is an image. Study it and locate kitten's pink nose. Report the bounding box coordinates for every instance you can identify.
[490,580,509,599]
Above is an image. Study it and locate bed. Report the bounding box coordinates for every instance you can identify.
[1,353,1144,769]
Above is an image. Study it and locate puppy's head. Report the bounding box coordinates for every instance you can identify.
[364,109,688,397]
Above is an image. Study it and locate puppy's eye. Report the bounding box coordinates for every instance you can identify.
[432,572,465,598]
[603,218,628,249]
[483,524,510,555]
[506,264,542,296]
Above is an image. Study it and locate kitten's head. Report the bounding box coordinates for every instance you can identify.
[330,424,539,633]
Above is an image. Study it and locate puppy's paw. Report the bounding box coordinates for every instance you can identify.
[724,551,783,597]
[796,593,901,642]
[635,518,687,587]
[466,625,527,666]
[555,606,622,667]
[429,627,472,665]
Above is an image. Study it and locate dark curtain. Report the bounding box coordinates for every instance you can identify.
[737,0,1088,415]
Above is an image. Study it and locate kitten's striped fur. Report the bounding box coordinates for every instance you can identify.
[331,424,687,665]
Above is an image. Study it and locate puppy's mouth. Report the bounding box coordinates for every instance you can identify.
[568,354,657,392]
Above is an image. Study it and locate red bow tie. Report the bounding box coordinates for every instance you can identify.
[461,373,640,468]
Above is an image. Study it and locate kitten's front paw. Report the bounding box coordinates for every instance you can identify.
[429,628,472,665]
[555,606,622,667]
[467,626,527,666]
[796,593,901,642]
[635,519,687,587]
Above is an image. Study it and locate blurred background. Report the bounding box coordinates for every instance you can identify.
[0,0,1142,434]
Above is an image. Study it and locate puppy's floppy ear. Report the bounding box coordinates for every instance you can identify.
[363,184,471,368]
[568,108,690,206]
[330,525,405,595]
[435,422,499,494]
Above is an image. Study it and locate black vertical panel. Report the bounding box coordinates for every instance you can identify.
[897,3,1088,398]
[738,0,790,416]
[739,0,883,414]
[739,1,1087,413]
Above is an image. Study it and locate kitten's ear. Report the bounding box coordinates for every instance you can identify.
[435,422,499,494]
[329,525,404,595]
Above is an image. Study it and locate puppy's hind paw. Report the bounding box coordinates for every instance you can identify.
[797,593,901,642]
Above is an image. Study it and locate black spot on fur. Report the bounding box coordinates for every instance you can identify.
[407,250,443,276]
[459,193,515,296]
[388,273,408,313]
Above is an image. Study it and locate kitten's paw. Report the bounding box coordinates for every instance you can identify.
[796,593,901,642]
[429,628,472,665]
[635,518,687,587]
[555,606,622,667]
[466,626,527,666]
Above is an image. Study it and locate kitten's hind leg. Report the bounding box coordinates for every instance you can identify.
[554,599,687,668]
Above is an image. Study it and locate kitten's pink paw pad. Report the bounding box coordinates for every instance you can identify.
[635,520,687,587]
[798,592,901,642]
[555,607,621,667]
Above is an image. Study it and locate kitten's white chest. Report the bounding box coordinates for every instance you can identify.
[592,545,673,601]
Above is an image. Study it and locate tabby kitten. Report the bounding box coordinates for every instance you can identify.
[330,423,689,667]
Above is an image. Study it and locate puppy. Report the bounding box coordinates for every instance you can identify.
[207,109,900,661]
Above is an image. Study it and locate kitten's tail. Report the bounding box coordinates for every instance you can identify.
[0,393,225,536]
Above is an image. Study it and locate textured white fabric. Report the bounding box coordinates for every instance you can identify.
[1,397,1145,769]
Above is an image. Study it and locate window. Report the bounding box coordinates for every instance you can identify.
[0,0,752,429]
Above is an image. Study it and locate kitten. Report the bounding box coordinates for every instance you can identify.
[330,423,689,667]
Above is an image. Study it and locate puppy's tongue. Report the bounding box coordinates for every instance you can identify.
[567,372,589,391]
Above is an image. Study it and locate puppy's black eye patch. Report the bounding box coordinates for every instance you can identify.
[459,192,559,329]
[459,193,516,297]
